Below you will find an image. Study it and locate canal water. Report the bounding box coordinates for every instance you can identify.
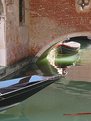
[1,37,91,121]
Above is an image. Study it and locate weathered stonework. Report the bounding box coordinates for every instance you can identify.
[0,0,91,66]
[76,0,91,13]
[0,0,30,66]
[6,0,30,65]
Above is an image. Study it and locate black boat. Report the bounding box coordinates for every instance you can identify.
[56,41,80,54]
[0,75,60,111]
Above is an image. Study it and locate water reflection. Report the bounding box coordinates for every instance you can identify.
[1,37,91,121]
[66,39,91,82]
[37,37,91,94]
[46,45,80,76]
[37,41,81,77]
[37,37,91,82]
[55,78,91,97]
[1,82,91,121]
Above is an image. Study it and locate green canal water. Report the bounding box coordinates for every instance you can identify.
[1,38,91,121]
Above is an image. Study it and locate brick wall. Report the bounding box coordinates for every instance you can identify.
[30,0,91,31]
[29,0,91,56]
[1,0,91,66]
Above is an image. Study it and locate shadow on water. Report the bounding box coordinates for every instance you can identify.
[0,112,29,121]
[0,103,30,121]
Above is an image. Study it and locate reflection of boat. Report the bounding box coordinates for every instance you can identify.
[0,75,60,111]
[55,53,80,67]
[56,41,80,54]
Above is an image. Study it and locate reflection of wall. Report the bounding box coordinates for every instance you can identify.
[66,65,91,82]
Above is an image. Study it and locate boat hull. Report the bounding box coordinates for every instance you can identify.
[0,75,60,110]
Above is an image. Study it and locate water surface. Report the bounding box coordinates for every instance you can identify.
[1,38,91,121]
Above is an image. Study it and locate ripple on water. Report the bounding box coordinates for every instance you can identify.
[53,78,91,97]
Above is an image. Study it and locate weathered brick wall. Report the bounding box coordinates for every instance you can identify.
[1,0,91,66]
[29,0,91,56]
